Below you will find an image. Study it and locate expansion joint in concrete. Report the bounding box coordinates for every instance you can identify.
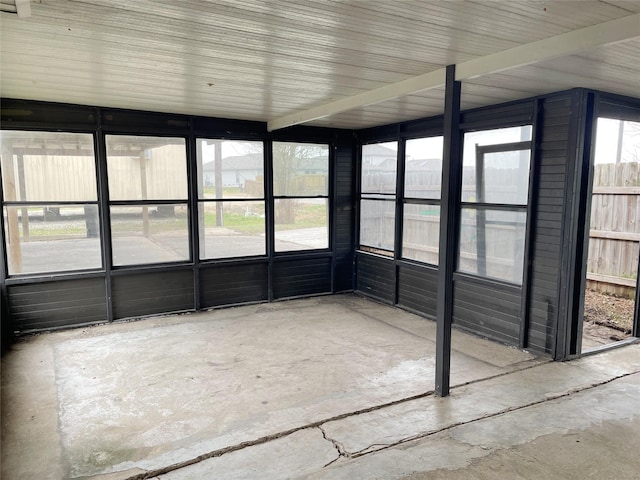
[124,367,639,479]
[345,369,640,460]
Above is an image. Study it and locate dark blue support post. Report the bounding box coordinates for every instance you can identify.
[435,65,462,397]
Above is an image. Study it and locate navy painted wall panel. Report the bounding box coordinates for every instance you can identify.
[8,277,107,331]
[200,263,268,307]
[453,276,521,345]
[356,253,395,304]
[112,270,194,320]
[334,142,356,292]
[525,93,573,354]
[272,257,332,299]
[397,263,438,317]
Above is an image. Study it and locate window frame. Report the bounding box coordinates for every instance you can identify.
[105,133,191,268]
[358,141,399,257]
[271,141,330,254]
[195,138,267,261]
[0,129,103,276]
[401,135,444,266]
[457,140,532,285]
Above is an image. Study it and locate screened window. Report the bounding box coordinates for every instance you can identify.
[196,139,265,259]
[1,131,101,275]
[402,136,443,264]
[272,142,329,252]
[458,126,532,284]
[106,135,189,266]
[359,142,398,256]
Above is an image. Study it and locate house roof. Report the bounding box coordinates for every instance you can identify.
[1,1,639,130]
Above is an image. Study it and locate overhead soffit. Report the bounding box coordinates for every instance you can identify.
[0,1,639,130]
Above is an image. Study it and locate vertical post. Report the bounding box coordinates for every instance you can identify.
[435,65,461,397]
[16,153,29,241]
[96,117,114,322]
[139,150,149,236]
[195,140,205,258]
[633,251,639,338]
[475,145,486,277]
[615,120,624,164]
[187,130,200,311]
[1,144,22,273]
[265,139,274,302]
[214,140,223,226]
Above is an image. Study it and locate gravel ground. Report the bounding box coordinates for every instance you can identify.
[583,289,636,345]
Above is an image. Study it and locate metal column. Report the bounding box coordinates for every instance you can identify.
[435,65,462,397]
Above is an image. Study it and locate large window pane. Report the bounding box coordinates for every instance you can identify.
[404,137,443,199]
[463,149,531,204]
[463,125,532,164]
[106,135,187,201]
[402,204,440,264]
[362,142,397,194]
[359,199,395,253]
[3,205,101,274]
[111,205,189,266]
[199,201,265,259]
[458,208,527,284]
[273,142,328,196]
[1,131,97,201]
[274,198,328,251]
[595,118,640,164]
[196,140,264,199]
[462,126,532,203]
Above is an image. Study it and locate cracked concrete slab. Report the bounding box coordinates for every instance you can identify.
[304,372,640,480]
[1,295,540,480]
[155,428,338,479]
[319,359,619,456]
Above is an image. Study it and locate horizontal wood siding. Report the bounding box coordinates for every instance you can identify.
[526,93,573,354]
[460,100,534,130]
[397,262,438,317]
[272,257,332,299]
[334,142,355,292]
[453,276,521,344]
[112,270,194,319]
[8,277,107,331]
[597,93,640,123]
[200,263,268,307]
[356,253,395,303]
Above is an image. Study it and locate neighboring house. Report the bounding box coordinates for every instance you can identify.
[202,153,263,188]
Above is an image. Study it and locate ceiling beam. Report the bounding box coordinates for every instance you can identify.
[268,13,640,131]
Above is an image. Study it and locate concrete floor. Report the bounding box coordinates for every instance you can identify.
[1,294,638,480]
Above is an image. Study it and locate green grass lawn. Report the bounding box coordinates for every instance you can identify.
[14,202,327,240]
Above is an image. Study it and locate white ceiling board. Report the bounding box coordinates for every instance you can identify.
[1,0,639,129]
[271,12,640,130]
[467,37,640,103]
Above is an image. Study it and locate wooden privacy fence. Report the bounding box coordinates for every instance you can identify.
[587,162,640,297]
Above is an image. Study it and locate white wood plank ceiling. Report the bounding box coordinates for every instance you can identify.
[1,1,639,130]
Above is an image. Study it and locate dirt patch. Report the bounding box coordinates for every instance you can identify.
[583,289,635,346]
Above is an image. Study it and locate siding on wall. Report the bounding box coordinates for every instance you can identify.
[356,253,395,303]
[112,269,194,320]
[334,141,355,292]
[7,277,107,331]
[397,262,438,317]
[200,262,268,308]
[453,276,522,344]
[526,93,574,354]
[272,256,332,299]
